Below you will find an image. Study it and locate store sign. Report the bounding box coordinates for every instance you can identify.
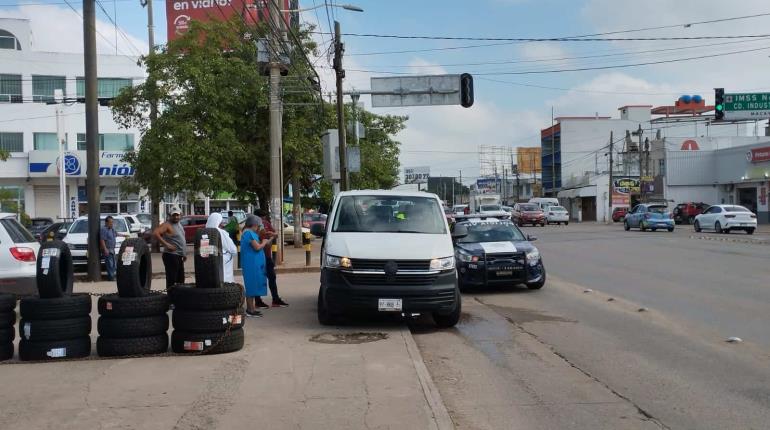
[747,146,770,163]
[28,151,135,178]
[612,177,640,206]
[69,197,77,218]
[404,166,430,184]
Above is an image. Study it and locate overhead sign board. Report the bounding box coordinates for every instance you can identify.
[404,166,430,184]
[165,0,291,42]
[476,178,499,194]
[371,75,462,108]
[722,92,770,120]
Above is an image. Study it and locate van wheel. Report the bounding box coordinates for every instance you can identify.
[317,288,337,326]
[747,228,755,235]
[433,291,461,328]
[565,221,569,226]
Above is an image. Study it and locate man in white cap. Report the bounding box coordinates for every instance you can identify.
[153,206,187,288]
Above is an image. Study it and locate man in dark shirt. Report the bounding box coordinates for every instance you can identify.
[99,216,118,281]
[256,209,288,307]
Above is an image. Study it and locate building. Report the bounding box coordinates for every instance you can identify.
[540,98,762,222]
[0,17,144,219]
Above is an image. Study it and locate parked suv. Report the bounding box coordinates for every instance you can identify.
[673,202,708,225]
[0,213,39,295]
[312,190,461,328]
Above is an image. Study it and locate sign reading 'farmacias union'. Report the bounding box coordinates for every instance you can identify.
[28,151,135,177]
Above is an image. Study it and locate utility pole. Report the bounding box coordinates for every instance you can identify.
[636,125,644,203]
[268,0,284,263]
[459,170,463,204]
[84,0,101,281]
[551,106,555,197]
[53,89,66,221]
[333,21,349,191]
[143,0,161,251]
[451,177,455,206]
[608,131,614,224]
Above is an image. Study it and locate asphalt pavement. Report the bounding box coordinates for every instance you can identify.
[412,222,770,430]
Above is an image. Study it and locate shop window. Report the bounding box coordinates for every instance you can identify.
[32,75,66,103]
[33,132,60,151]
[0,132,23,152]
[76,77,132,98]
[0,74,22,103]
[77,133,134,151]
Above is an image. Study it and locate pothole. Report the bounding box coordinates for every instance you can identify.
[309,332,389,344]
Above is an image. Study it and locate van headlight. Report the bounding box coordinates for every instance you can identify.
[326,255,351,269]
[526,248,540,266]
[430,256,455,271]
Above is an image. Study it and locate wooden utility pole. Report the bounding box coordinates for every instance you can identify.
[84,0,101,281]
[333,21,348,191]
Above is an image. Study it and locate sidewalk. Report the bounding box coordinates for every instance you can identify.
[0,273,451,430]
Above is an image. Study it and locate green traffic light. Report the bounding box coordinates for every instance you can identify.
[716,104,724,111]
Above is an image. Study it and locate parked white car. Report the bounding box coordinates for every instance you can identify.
[545,205,570,225]
[63,215,132,265]
[283,222,312,245]
[693,204,757,235]
[0,213,40,295]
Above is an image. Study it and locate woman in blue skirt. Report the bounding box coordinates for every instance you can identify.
[240,215,273,317]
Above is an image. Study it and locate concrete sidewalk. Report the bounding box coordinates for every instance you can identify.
[0,273,451,430]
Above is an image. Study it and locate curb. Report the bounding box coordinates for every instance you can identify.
[689,235,769,246]
[402,329,455,430]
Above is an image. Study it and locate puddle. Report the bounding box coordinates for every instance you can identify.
[309,332,389,344]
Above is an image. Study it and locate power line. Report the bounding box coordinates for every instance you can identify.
[60,0,140,63]
[316,31,770,43]
[94,0,144,57]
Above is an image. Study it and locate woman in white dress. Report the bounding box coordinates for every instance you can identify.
[206,212,237,283]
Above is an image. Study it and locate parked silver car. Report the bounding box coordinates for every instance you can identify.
[0,213,40,295]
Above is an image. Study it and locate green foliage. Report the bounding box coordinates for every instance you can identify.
[0,149,8,162]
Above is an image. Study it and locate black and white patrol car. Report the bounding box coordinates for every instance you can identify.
[451,218,545,290]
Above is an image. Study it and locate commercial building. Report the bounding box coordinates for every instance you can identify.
[0,17,143,219]
[540,97,767,223]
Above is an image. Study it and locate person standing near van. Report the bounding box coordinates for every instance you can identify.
[99,216,117,281]
[154,207,187,288]
[240,215,272,316]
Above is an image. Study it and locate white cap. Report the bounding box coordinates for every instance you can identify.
[170,207,182,215]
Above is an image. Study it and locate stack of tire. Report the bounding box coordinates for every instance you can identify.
[169,228,245,355]
[0,293,16,361]
[18,241,92,361]
[96,238,170,357]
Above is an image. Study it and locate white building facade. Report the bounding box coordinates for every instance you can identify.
[0,17,145,220]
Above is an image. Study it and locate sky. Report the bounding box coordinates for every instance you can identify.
[3,0,770,183]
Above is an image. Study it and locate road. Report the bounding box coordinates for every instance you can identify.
[412,223,770,430]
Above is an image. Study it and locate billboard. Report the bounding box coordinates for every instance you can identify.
[404,166,430,184]
[166,0,291,42]
[516,147,541,174]
[475,178,499,194]
[611,177,639,206]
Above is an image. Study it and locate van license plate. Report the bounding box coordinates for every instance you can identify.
[378,298,402,312]
[496,271,513,277]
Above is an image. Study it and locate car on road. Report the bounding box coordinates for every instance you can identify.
[624,204,674,232]
[180,215,209,243]
[611,207,628,222]
[478,204,510,219]
[512,203,546,226]
[0,213,40,295]
[673,202,708,225]
[453,218,545,291]
[529,197,560,211]
[313,190,461,328]
[452,204,468,216]
[28,217,54,241]
[693,204,757,235]
[302,212,328,230]
[63,215,132,265]
[545,205,570,225]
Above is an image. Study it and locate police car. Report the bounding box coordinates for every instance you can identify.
[452,218,545,290]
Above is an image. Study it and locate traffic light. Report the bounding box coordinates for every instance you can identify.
[460,73,474,108]
[714,88,724,120]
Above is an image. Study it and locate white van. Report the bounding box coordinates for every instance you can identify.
[529,197,560,211]
[312,190,461,327]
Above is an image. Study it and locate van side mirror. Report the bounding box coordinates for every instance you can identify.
[527,235,537,242]
[451,224,468,240]
[310,223,325,237]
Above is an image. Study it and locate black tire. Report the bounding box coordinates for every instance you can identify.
[19,316,91,342]
[36,240,74,298]
[747,228,755,235]
[317,287,338,326]
[169,283,243,311]
[18,337,91,361]
[694,220,702,233]
[0,342,12,361]
[433,291,461,328]
[171,327,244,354]
[715,221,723,234]
[97,334,168,357]
[172,308,245,332]
[527,270,546,290]
[668,227,674,232]
[0,311,15,328]
[565,221,569,225]
[97,314,169,338]
[20,294,92,320]
[688,216,695,225]
[624,221,630,231]
[116,238,152,298]
[0,326,15,343]
[194,228,224,289]
[0,293,16,312]
[97,293,170,318]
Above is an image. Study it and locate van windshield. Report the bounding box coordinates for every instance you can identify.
[333,195,447,234]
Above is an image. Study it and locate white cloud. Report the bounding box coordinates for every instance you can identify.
[517,42,568,61]
[0,5,147,56]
